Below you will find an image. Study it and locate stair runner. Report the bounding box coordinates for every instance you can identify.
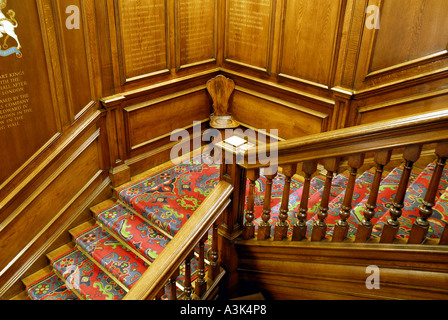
[23,153,448,300]
[25,154,219,300]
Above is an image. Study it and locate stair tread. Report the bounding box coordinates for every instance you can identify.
[22,265,54,288]
[115,155,221,237]
[25,269,79,300]
[69,219,96,238]
[74,224,148,289]
[51,247,126,300]
[90,199,117,215]
[94,202,171,263]
[10,290,30,300]
[46,243,76,262]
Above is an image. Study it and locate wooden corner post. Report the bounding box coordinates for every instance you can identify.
[217,142,246,298]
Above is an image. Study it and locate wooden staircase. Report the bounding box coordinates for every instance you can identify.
[9,109,448,300]
[11,158,230,300]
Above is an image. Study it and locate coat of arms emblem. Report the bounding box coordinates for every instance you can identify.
[0,0,21,58]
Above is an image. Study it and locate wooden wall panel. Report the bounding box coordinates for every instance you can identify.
[52,0,96,122]
[175,0,217,69]
[357,88,448,125]
[0,0,60,187]
[278,0,343,88]
[230,88,329,139]
[0,124,104,275]
[224,0,275,72]
[354,0,448,93]
[124,87,211,152]
[116,0,169,83]
[369,0,448,73]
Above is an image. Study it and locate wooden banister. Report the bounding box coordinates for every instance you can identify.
[243,110,448,168]
[409,142,448,244]
[380,145,422,243]
[355,149,392,242]
[236,109,448,245]
[123,180,233,300]
[333,154,365,242]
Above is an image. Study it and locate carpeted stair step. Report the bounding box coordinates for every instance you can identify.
[47,244,126,300]
[23,266,79,300]
[93,201,172,265]
[70,220,149,290]
[428,186,448,238]
[373,162,448,239]
[10,290,31,300]
[114,155,221,237]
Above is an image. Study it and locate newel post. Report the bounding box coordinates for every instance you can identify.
[216,142,247,298]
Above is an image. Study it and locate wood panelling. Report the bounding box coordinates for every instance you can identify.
[0,0,109,297]
[237,241,448,300]
[229,87,329,139]
[278,0,344,88]
[51,0,96,123]
[0,120,107,278]
[354,0,448,93]
[357,87,448,125]
[175,0,217,70]
[124,87,211,152]
[224,0,275,72]
[116,0,169,83]
[369,0,448,74]
[0,0,60,186]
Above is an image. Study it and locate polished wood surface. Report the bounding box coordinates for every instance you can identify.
[332,154,365,242]
[355,149,392,242]
[2,0,448,300]
[237,239,448,300]
[124,180,233,300]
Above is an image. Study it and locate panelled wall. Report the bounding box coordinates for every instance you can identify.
[0,0,111,297]
[0,0,447,298]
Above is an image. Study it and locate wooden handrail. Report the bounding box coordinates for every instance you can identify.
[243,109,448,168]
[123,180,233,300]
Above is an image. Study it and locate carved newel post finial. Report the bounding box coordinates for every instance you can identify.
[206,75,239,129]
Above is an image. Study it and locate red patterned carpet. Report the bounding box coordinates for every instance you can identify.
[25,154,448,299]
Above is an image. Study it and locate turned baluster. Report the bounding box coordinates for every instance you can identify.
[440,224,448,245]
[311,157,340,241]
[274,164,298,241]
[208,222,220,280]
[380,145,422,243]
[155,286,165,300]
[257,167,278,240]
[169,268,180,300]
[355,150,392,243]
[195,234,208,297]
[183,251,195,300]
[333,154,365,242]
[243,168,260,240]
[292,161,317,241]
[409,142,448,244]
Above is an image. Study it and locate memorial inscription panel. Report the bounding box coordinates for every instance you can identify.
[118,0,168,80]
[279,0,340,87]
[225,0,273,70]
[177,0,216,68]
[0,0,59,186]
